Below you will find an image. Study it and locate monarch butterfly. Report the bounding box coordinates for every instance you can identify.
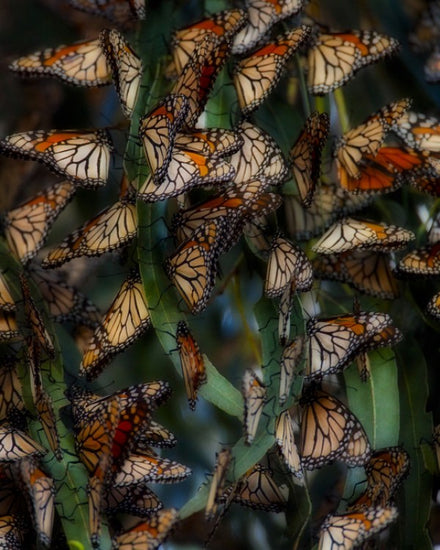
[112,508,178,550]
[108,398,154,469]
[265,234,313,298]
[396,243,440,276]
[334,98,411,182]
[0,466,22,517]
[31,268,101,328]
[80,271,151,380]
[336,149,399,194]
[300,386,371,469]
[172,9,246,74]
[318,505,398,550]
[69,381,171,421]
[139,94,189,183]
[99,29,142,118]
[0,362,24,421]
[233,26,311,115]
[275,410,302,477]
[243,206,290,259]
[68,0,146,22]
[206,448,232,520]
[9,38,111,87]
[230,122,289,186]
[289,112,330,207]
[0,513,26,549]
[87,401,151,472]
[305,312,401,380]
[70,385,171,485]
[137,148,235,203]
[232,0,305,55]
[171,35,230,126]
[340,146,435,194]
[104,484,162,517]
[19,458,55,548]
[0,275,15,313]
[425,49,440,82]
[278,284,294,347]
[113,452,191,487]
[2,181,75,264]
[429,212,440,245]
[242,369,266,446]
[409,2,440,53]
[136,420,176,450]
[20,274,55,360]
[392,111,440,152]
[230,463,286,512]
[312,217,415,255]
[119,381,172,411]
[279,336,305,405]
[73,396,120,473]
[172,179,282,244]
[87,467,107,546]
[175,128,243,159]
[0,129,113,188]
[427,290,440,320]
[42,197,137,268]
[0,422,46,461]
[409,163,440,196]
[165,222,222,315]
[176,321,206,410]
[34,388,61,461]
[313,251,400,299]
[284,182,373,240]
[0,312,20,343]
[349,447,410,510]
[307,30,399,95]
[244,217,273,258]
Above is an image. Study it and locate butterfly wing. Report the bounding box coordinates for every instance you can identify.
[242,369,266,445]
[80,271,151,380]
[99,29,142,117]
[300,388,370,469]
[139,94,189,183]
[234,26,311,115]
[0,129,113,188]
[290,112,330,207]
[9,38,111,86]
[312,217,415,255]
[176,321,206,410]
[19,459,55,547]
[42,198,137,268]
[232,0,304,55]
[279,336,304,404]
[275,410,302,477]
[4,181,75,264]
[0,275,15,313]
[165,222,222,314]
[308,30,399,94]
[172,9,246,73]
[230,121,288,185]
[265,235,313,297]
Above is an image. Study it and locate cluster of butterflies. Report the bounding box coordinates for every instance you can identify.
[204,441,410,549]
[409,0,440,83]
[228,305,406,547]
[67,381,191,548]
[0,272,67,547]
[1,0,439,547]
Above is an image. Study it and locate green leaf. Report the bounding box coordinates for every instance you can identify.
[345,348,400,448]
[397,338,433,549]
[199,358,243,417]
